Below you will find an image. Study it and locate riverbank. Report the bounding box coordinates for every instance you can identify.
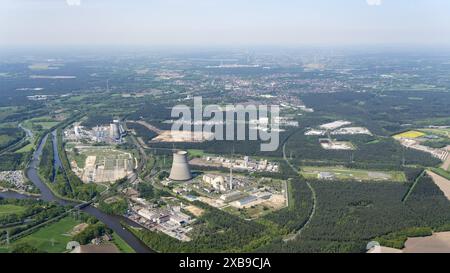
[5,132,152,253]
[0,186,40,197]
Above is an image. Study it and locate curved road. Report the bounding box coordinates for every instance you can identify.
[282,134,317,242]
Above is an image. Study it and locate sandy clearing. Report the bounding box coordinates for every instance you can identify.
[368,232,450,253]
[152,130,214,143]
[185,205,204,217]
[403,232,450,253]
[367,246,403,253]
[68,223,89,236]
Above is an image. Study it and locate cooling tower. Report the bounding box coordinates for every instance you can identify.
[169,151,192,181]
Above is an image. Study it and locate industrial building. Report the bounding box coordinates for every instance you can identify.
[202,174,227,192]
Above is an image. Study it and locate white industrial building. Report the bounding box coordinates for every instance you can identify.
[203,174,228,192]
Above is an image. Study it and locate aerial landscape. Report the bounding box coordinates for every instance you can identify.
[1,0,450,260]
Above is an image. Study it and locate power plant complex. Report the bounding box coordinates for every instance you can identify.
[169,150,192,181]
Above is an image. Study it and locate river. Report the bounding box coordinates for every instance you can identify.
[1,131,152,253]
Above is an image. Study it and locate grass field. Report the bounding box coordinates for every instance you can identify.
[112,232,135,253]
[11,216,82,253]
[0,247,9,253]
[188,149,205,157]
[14,142,35,153]
[393,130,426,139]
[301,166,407,182]
[67,149,87,168]
[224,204,273,219]
[33,121,60,129]
[0,135,15,147]
[430,168,450,180]
[96,183,108,193]
[420,128,450,139]
[0,204,27,216]
[22,116,60,133]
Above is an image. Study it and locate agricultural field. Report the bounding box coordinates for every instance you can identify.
[393,130,426,139]
[0,135,15,148]
[0,127,25,151]
[300,166,407,182]
[112,232,135,253]
[7,216,82,253]
[187,149,206,157]
[392,128,450,158]
[0,204,27,216]
[14,143,35,153]
[430,168,450,180]
[420,128,450,138]
[22,116,60,133]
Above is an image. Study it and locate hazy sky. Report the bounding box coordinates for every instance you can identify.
[1,0,450,46]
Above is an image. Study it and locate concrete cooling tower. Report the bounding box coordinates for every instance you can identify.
[169,150,192,181]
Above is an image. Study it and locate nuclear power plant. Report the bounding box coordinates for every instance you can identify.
[169,150,192,181]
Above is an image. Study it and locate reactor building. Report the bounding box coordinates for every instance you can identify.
[169,150,192,181]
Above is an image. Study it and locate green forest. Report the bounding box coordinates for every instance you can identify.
[259,175,450,252]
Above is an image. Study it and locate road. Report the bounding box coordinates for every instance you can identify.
[18,123,33,139]
[282,135,317,242]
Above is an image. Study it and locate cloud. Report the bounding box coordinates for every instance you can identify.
[366,0,382,6]
[66,0,81,6]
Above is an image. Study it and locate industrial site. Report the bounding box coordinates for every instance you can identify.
[64,120,126,144]
[63,121,136,184]
[304,120,371,150]
[189,155,280,173]
[165,151,286,218]
[393,129,450,161]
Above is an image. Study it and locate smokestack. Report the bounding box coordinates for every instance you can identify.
[229,166,233,190]
[169,150,192,181]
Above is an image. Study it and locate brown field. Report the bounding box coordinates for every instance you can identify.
[442,146,450,171]
[368,232,450,253]
[152,130,214,143]
[129,120,213,143]
[263,194,287,209]
[68,223,89,236]
[403,232,450,253]
[184,205,204,217]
